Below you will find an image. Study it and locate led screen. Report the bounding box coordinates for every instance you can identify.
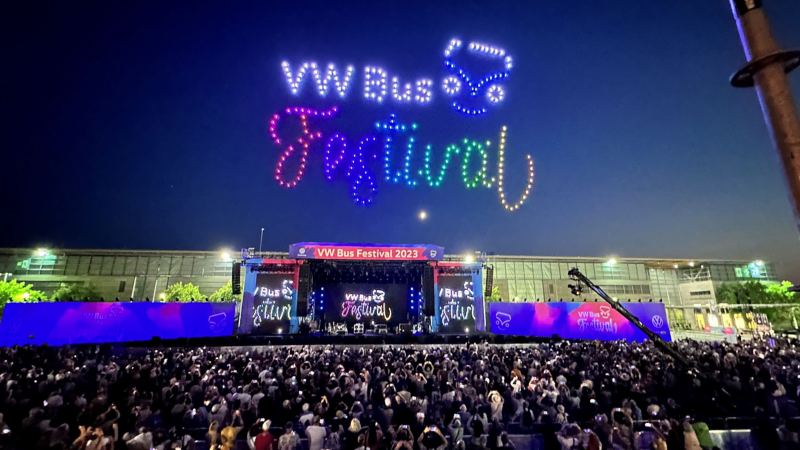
[438,275,475,333]
[0,302,235,347]
[322,283,408,324]
[250,273,294,334]
[489,302,671,342]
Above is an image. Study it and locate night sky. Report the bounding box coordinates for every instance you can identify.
[3,1,800,280]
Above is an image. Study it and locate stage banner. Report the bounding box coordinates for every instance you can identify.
[289,243,444,261]
[437,275,476,333]
[323,283,409,324]
[489,302,671,342]
[248,273,294,334]
[0,302,235,347]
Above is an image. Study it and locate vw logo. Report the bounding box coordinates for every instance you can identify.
[651,315,664,328]
[430,250,437,257]
[298,248,306,255]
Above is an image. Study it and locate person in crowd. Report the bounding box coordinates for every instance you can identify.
[497,431,515,450]
[346,418,364,450]
[278,422,299,450]
[306,416,327,450]
[418,425,447,450]
[221,410,244,450]
[556,424,582,450]
[448,415,464,450]
[255,420,275,450]
[682,421,702,450]
[0,337,799,449]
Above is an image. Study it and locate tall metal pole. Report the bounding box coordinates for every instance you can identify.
[729,0,800,229]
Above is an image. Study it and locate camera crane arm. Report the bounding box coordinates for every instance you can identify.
[567,267,693,368]
[568,267,736,411]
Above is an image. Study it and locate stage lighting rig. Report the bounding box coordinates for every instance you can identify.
[568,284,583,296]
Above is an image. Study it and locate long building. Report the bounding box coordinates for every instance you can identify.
[0,247,778,331]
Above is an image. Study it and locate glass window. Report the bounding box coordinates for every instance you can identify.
[112,257,125,276]
[507,280,517,298]
[559,263,570,280]
[135,257,149,275]
[515,262,526,279]
[585,263,595,278]
[506,262,516,280]
[542,263,551,279]
[101,257,114,276]
[181,257,194,276]
[495,262,506,279]
[520,280,536,300]
[523,262,535,280]
[89,257,103,275]
[64,257,79,276]
[532,262,542,279]
[124,257,137,275]
[147,257,161,275]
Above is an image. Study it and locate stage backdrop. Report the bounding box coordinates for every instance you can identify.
[249,273,294,334]
[0,302,235,347]
[437,275,476,333]
[323,283,408,324]
[489,302,671,342]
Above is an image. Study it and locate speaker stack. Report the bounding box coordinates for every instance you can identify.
[296,263,311,316]
[484,265,494,298]
[231,262,242,295]
[423,265,435,315]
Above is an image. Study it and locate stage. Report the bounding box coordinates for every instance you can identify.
[239,242,485,338]
[0,242,672,347]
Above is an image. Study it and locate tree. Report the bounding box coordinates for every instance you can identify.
[715,281,800,330]
[208,281,242,303]
[766,281,798,300]
[163,282,205,302]
[0,279,48,319]
[488,286,501,302]
[52,283,103,302]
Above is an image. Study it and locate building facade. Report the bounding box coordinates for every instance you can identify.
[0,248,778,331]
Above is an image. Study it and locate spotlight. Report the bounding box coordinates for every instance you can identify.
[220,250,233,261]
[689,261,695,267]
[673,264,679,269]
[159,293,166,300]
[465,255,474,264]
[465,327,470,333]
[35,248,50,257]
[419,210,427,220]
[278,328,283,334]
[605,258,616,266]
[568,284,583,296]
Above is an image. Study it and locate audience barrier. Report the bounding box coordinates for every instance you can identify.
[0,301,236,346]
[489,302,672,342]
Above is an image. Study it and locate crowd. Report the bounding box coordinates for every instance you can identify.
[0,337,799,450]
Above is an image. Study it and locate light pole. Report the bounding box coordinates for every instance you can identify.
[729,0,800,230]
[259,228,265,253]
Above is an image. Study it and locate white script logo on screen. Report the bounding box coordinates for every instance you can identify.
[440,281,475,326]
[341,290,393,321]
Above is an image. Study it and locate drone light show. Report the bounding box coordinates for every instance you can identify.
[269,38,535,211]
